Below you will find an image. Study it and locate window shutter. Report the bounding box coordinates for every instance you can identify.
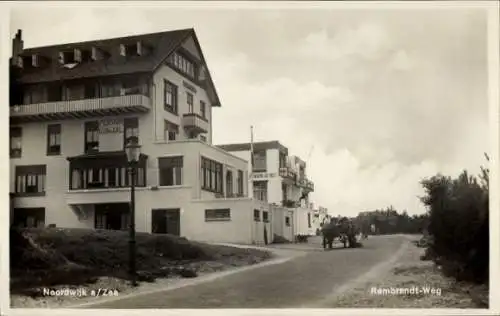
[91,47,96,60]
[137,41,142,56]
[58,52,65,64]
[120,44,126,56]
[74,49,82,62]
[32,54,39,67]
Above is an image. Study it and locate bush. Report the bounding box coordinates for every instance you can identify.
[10,227,272,293]
[419,157,489,284]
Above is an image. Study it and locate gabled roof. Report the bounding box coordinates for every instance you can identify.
[15,28,221,106]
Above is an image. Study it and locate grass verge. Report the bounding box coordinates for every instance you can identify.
[10,227,273,308]
[331,237,488,308]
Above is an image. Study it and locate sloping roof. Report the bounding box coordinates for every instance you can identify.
[217,141,289,155]
[16,28,221,106]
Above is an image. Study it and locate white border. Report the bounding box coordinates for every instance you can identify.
[1,1,498,316]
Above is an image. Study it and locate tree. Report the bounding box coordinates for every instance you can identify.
[419,154,489,283]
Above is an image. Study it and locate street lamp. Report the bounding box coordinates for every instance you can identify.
[125,136,141,287]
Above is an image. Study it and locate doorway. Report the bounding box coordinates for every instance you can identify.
[94,203,130,230]
[152,208,180,236]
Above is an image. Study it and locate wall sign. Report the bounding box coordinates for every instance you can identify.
[252,172,277,179]
[99,118,123,134]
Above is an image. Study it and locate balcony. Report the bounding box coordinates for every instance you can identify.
[10,94,151,123]
[296,177,314,192]
[183,113,209,135]
[282,199,299,208]
[304,179,315,192]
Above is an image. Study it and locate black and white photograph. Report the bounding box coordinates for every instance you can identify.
[3,0,498,313]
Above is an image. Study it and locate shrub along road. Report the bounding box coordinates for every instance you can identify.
[83,235,410,308]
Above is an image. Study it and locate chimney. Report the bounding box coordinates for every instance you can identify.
[11,29,24,66]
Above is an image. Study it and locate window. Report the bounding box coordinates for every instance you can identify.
[15,165,46,196]
[84,121,99,153]
[282,183,288,203]
[308,213,312,228]
[63,84,85,101]
[70,166,146,190]
[263,211,269,223]
[59,50,81,64]
[164,120,179,142]
[279,153,287,169]
[23,85,46,104]
[237,170,244,196]
[124,117,139,147]
[168,52,196,79]
[205,209,230,222]
[84,82,98,99]
[122,43,140,57]
[254,209,260,222]
[253,180,268,202]
[164,80,178,114]
[200,101,206,119]
[47,124,61,155]
[187,92,194,113]
[121,78,144,95]
[12,208,45,228]
[159,156,183,186]
[95,213,106,229]
[201,157,223,193]
[285,216,290,227]
[253,150,267,171]
[200,135,207,142]
[226,170,233,197]
[10,127,22,158]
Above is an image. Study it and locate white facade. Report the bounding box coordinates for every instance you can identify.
[9,29,270,245]
[217,141,316,240]
[311,206,330,234]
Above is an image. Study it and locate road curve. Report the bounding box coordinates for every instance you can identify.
[83,235,409,308]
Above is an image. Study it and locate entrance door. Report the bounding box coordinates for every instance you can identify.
[94,203,129,230]
[152,209,180,236]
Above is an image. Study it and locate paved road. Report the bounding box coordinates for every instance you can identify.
[85,235,409,308]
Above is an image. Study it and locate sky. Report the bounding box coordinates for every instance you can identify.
[8,3,490,217]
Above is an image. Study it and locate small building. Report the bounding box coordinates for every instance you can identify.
[217,141,316,241]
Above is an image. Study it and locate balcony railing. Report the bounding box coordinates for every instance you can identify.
[296,176,314,192]
[305,179,314,192]
[282,199,299,208]
[182,113,209,135]
[10,95,151,123]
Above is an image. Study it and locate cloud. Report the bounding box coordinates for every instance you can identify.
[298,23,393,62]
[390,50,415,71]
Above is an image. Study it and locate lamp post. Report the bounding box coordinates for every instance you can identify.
[125,136,141,287]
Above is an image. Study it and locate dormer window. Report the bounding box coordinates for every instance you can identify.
[17,55,44,69]
[91,47,104,61]
[120,41,144,57]
[59,49,82,65]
